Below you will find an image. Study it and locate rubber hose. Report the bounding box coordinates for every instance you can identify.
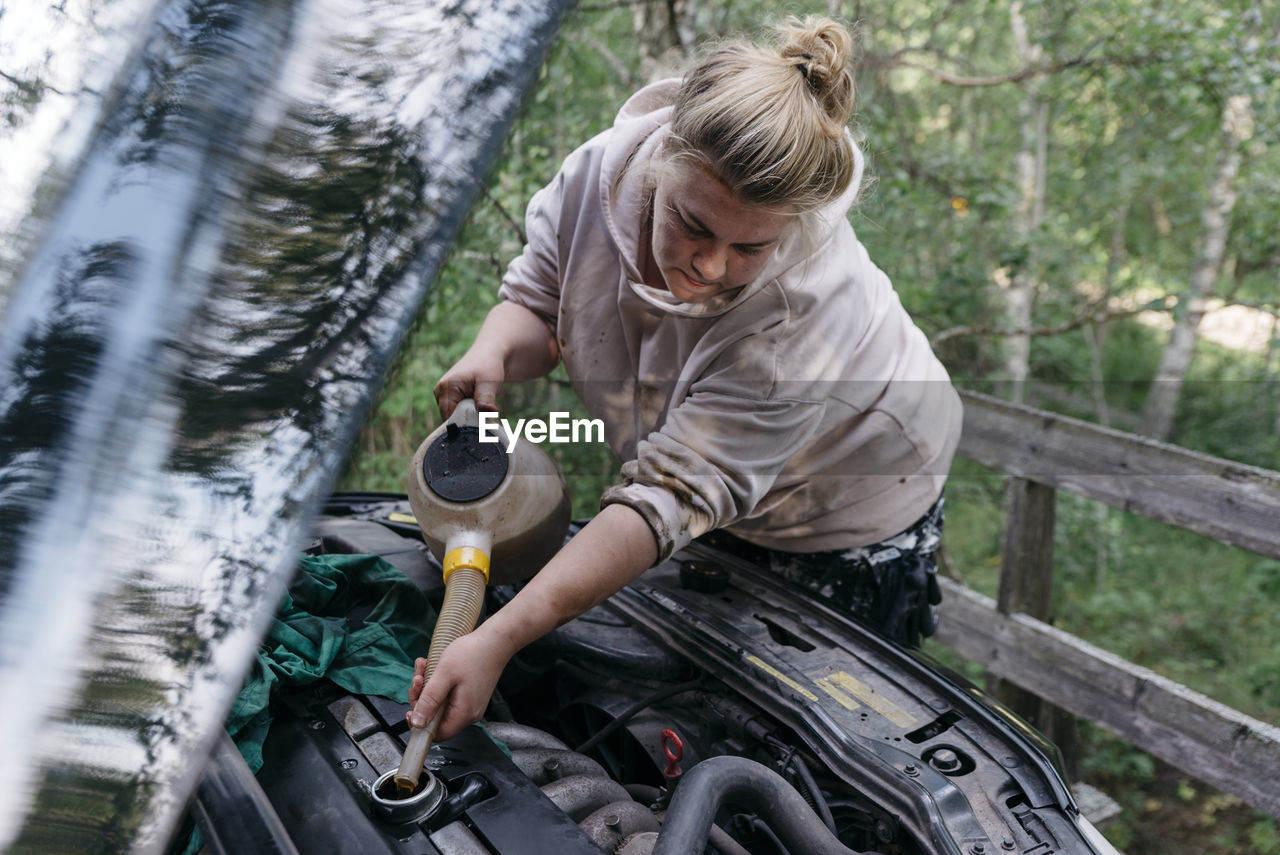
[652,756,863,855]
[785,750,838,835]
[624,783,661,806]
[708,824,753,855]
[573,677,703,755]
[761,734,838,835]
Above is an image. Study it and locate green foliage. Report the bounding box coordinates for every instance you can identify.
[342,3,1280,851]
[942,470,1280,724]
[1249,819,1280,855]
[1078,722,1280,855]
[1081,724,1156,783]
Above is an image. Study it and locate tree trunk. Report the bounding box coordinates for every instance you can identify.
[1085,201,1129,588]
[1003,1,1048,405]
[1270,301,1280,437]
[1142,5,1266,440]
[632,0,695,83]
[1141,93,1253,439]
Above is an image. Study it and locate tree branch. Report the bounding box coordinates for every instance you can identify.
[1,68,70,97]
[878,44,982,76]
[576,0,635,12]
[2,69,41,96]
[1221,298,1280,317]
[457,249,506,278]
[482,184,527,247]
[582,32,636,89]
[931,296,1176,347]
[861,52,1161,88]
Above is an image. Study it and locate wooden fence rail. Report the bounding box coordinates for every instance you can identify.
[934,579,1280,818]
[957,390,1280,560]
[936,389,1280,818]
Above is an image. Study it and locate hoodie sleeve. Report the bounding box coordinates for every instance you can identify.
[600,392,826,564]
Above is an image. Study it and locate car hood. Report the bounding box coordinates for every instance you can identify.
[0,0,571,850]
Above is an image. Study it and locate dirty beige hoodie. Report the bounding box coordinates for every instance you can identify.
[498,80,963,564]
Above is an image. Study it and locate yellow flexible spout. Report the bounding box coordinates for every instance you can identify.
[393,550,489,794]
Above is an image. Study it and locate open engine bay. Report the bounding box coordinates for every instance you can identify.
[189,493,1117,855]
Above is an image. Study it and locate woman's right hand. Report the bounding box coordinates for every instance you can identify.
[434,348,505,421]
[406,630,511,741]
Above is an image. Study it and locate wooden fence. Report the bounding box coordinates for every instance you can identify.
[932,389,1280,818]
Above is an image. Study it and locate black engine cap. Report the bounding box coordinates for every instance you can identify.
[422,423,509,503]
[679,559,731,594]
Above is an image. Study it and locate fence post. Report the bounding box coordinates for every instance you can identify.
[995,477,1080,778]
[998,477,1055,615]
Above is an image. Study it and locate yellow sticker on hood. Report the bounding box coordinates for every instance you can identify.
[745,655,820,701]
[816,671,916,728]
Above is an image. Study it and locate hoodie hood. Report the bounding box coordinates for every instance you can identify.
[598,79,865,319]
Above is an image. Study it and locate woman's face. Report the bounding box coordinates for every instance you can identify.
[649,158,790,303]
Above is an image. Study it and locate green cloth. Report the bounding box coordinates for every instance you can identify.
[174,553,437,855]
[226,552,437,773]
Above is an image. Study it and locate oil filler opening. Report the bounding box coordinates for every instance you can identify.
[370,768,447,824]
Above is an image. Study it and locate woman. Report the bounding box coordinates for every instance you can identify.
[409,17,962,741]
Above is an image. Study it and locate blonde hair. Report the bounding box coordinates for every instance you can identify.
[667,16,858,213]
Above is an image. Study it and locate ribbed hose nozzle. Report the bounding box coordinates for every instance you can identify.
[393,567,488,794]
[426,567,486,673]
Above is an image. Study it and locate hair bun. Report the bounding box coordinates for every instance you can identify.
[779,17,854,129]
[668,14,861,211]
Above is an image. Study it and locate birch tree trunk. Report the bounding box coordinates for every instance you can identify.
[1003,0,1048,405]
[1267,311,1280,436]
[1141,5,1266,440]
[1141,92,1254,439]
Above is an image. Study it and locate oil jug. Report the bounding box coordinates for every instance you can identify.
[393,399,570,795]
[406,398,571,585]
